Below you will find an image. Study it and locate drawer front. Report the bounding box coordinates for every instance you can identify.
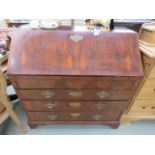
[136,79,155,99]
[22,100,129,112]
[26,111,121,121]
[130,99,155,113]
[14,76,139,90]
[18,89,133,100]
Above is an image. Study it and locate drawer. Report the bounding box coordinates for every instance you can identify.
[22,100,129,112]
[13,76,140,90]
[26,111,121,122]
[18,89,134,100]
[130,99,155,113]
[136,79,155,99]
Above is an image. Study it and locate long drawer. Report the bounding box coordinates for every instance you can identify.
[26,111,121,122]
[17,89,134,100]
[130,99,155,113]
[12,76,140,89]
[21,100,128,112]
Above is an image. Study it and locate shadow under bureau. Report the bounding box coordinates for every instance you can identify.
[7,27,143,128]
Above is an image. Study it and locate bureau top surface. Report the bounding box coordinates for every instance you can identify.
[8,27,143,76]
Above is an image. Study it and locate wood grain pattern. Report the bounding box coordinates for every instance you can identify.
[8,28,143,129]
[13,75,140,90]
[17,89,134,100]
[129,99,155,113]
[26,111,121,122]
[7,28,143,76]
[121,48,155,124]
[21,100,128,112]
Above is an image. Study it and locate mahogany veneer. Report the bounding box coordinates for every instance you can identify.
[7,27,143,129]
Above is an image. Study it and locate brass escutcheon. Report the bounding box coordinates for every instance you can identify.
[97,91,109,99]
[41,91,54,98]
[95,103,105,109]
[69,34,83,42]
[70,113,80,117]
[93,114,103,120]
[44,102,56,109]
[69,102,81,107]
[69,91,82,97]
[48,114,58,120]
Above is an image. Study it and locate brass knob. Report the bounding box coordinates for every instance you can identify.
[93,114,103,120]
[44,102,56,109]
[48,114,58,120]
[97,91,109,99]
[41,91,54,98]
[70,113,80,117]
[95,103,105,109]
[69,102,81,107]
[69,91,82,97]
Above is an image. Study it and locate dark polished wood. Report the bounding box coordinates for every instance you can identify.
[8,28,143,76]
[17,89,134,100]
[12,75,140,90]
[7,27,143,129]
[27,111,121,121]
[22,100,128,112]
[28,121,120,129]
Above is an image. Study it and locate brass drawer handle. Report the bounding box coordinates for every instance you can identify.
[70,34,83,42]
[48,114,58,120]
[70,113,80,117]
[69,91,82,97]
[97,91,109,99]
[42,91,54,98]
[44,103,56,109]
[69,102,81,107]
[93,114,103,120]
[95,103,105,109]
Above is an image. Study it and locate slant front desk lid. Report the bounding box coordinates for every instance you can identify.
[8,28,143,76]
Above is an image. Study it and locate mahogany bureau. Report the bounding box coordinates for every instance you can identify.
[7,27,143,129]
